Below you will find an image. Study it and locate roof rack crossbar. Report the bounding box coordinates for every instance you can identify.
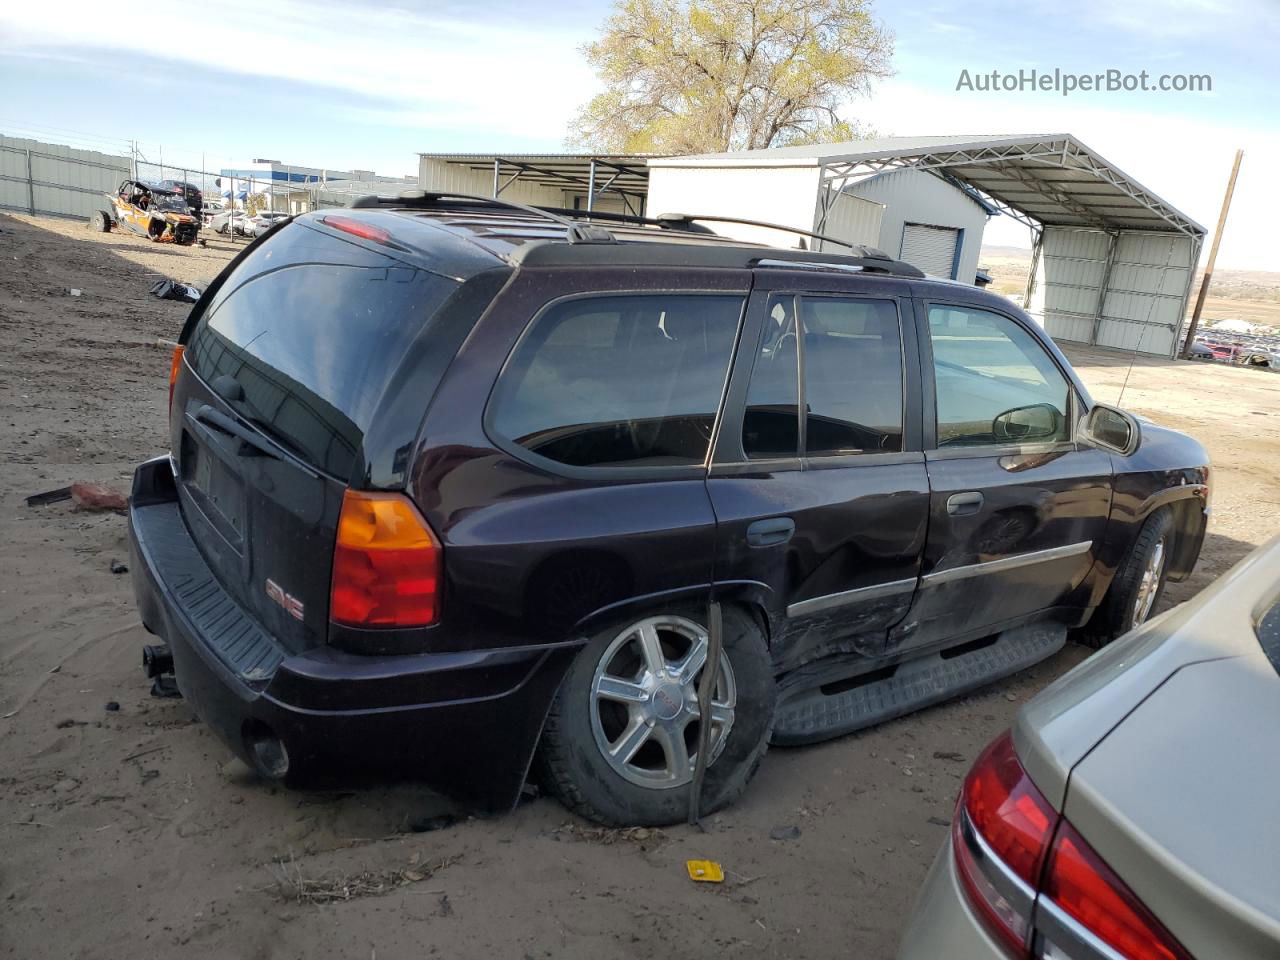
[348,190,617,244]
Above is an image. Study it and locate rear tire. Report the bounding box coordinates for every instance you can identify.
[1081,508,1174,649]
[536,604,774,826]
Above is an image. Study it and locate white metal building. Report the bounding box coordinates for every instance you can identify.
[647,153,995,277]
[847,168,998,282]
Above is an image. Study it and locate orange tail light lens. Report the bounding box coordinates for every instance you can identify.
[168,345,185,412]
[330,490,441,628]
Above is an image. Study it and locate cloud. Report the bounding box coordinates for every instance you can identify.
[0,0,599,141]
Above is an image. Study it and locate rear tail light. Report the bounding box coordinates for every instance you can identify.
[954,731,1192,960]
[330,490,440,628]
[1041,822,1193,960]
[954,731,1055,955]
[168,345,185,412]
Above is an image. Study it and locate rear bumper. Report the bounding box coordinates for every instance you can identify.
[897,844,1007,960]
[127,455,578,811]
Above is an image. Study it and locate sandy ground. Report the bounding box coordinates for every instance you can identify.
[1,212,1276,960]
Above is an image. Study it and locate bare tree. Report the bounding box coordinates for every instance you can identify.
[570,0,893,154]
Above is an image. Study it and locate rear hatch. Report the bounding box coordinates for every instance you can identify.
[171,218,459,656]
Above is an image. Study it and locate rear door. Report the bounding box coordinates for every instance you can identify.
[891,298,1113,656]
[174,220,458,653]
[707,271,931,672]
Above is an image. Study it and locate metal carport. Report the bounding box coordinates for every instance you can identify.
[804,134,1207,357]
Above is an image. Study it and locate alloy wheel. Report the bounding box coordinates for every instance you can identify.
[1132,539,1167,625]
[588,615,736,789]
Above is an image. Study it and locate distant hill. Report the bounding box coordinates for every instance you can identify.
[979,245,1032,259]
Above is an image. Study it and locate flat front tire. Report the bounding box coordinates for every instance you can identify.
[537,605,774,826]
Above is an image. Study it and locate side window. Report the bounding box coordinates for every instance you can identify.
[489,294,744,469]
[801,297,904,455]
[742,294,801,459]
[928,305,1070,447]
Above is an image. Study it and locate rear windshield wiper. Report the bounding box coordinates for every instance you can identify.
[192,405,300,466]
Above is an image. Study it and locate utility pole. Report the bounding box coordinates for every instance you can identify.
[1181,149,1243,358]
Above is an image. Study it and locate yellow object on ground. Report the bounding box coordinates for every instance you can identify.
[686,860,724,883]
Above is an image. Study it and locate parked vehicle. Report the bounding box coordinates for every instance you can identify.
[200,200,225,228]
[249,211,290,237]
[1203,340,1246,363]
[1243,348,1280,368]
[897,535,1279,960]
[89,180,199,245]
[1187,341,1215,360]
[207,208,248,235]
[156,179,204,217]
[127,194,1209,825]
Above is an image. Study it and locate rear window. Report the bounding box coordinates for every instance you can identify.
[489,294,745,469]
[185,222,457,480]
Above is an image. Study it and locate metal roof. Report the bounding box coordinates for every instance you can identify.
[650,134,1205,236]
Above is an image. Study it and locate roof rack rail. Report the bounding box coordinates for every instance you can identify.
[348,190,617,244]
[537,205,895,259]
[652,212,895,259]
[533,206,720,235]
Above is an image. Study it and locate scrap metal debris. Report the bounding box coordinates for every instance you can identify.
[25,486,72,507]
[149,279,203,303]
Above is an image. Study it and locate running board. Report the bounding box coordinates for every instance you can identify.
[771,623,1067,746]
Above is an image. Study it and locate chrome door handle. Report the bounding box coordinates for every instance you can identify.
[946,491,985,516]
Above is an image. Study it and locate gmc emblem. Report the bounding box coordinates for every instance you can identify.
[265,578,304,621]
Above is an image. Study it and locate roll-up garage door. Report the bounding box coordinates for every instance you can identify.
[900,223,959,278]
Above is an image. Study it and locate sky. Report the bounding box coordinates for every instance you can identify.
[1,0,1277,269]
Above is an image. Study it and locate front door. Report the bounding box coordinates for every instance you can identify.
[707,276,931,673]
[889,300,1113,656]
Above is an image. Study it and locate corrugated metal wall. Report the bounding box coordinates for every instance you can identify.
[1097,233,1194,355]
[815,191,884,252]
[0,136,130,220]
[1035,227,1195,357]
[418,158,629,214]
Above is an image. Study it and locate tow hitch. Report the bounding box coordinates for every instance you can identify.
[142,643,181,698]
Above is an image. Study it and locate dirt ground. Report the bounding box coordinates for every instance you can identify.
[1,212,1277,960]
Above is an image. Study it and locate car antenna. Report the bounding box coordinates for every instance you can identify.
[1116,237,1181,407]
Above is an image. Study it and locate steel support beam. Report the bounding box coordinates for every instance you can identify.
[1024,227,1044,307]
[1090,231,1120,345]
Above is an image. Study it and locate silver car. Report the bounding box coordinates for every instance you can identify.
[898,536,1280,960]
[250,211,291,237]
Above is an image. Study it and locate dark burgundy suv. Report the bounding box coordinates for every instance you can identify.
[128,193,1210,825]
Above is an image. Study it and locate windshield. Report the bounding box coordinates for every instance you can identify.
[152,193,188,213]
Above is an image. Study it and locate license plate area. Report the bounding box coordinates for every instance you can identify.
[180,428,247,552]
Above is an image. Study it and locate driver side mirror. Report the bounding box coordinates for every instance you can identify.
[992,403,1061,443]
[1082,404,1141,455]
